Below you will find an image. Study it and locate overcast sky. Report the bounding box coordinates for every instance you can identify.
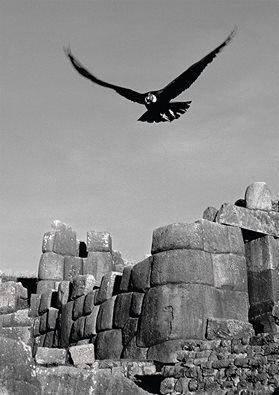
[1,0,278,274]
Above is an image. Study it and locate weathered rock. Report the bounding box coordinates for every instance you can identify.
[0,336,40,394]
[84,305,100,338]
[35,347,66,365]
[73,295,86,320]
[38,252,64,280]
[71,274,95,300]
[245,182,272,211]
[83,251,113,285]
[43,330,55,348]
[151,222,203,254]
[247,269,279,306]
[0,281,28,314]
[69,344,95,365]
[203,206,218,222]
[47,307,59,331]
[33,317,41,337]
[147,339,185,363]
[122,317,138,346]
[96,295,116,332]
[206,318,255,340]
[38,290,53,315]
[60,301,74,347]
[212,253,248,291]
[29,293,41,317]
[57,280,70,308]
[53,229,77,256]
[130,292,145,317]
[36,279,57,295]
[70,316,86,343]
[64,256,83,281]
[216,288,249,322]
[123,336,148,360]
[245,235,279,272]
[42,231,55,253]
[83,290,96,315]
[160,377,176,394]
[151,249,214,287]
[95,329,123,359]
[130,257,152,292]
[119,265,132,292]
[0,326,32,345]
[0,309,32,327]
[216,203,279,237]
[39,312,47,334]
[87,231,112,253]
[95,271,122,304]
[113,292,133,329]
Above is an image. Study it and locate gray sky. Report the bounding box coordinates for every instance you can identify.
[1,0,278,274]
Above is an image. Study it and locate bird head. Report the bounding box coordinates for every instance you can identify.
[145,92,157,105]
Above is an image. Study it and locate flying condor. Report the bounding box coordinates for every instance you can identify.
[64,28,237,123]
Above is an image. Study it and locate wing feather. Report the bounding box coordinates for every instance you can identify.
[160,27,237,101]
[64,47,145,104]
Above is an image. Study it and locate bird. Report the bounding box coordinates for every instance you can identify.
[64,27,237,123]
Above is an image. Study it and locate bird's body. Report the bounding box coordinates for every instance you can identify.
[65,28,237,123]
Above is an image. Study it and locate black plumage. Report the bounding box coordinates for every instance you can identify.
[65,28,237,123]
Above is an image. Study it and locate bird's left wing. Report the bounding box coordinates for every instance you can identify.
[64,47,145,104]
[159,27,237,101]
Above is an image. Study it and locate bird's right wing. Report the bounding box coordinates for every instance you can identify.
[159,27,237,101]
[64,47,145,104]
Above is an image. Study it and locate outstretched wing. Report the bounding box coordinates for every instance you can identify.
[159,27,237,101]
[64,47,145,104]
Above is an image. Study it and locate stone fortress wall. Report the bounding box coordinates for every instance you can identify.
[0,181,278,394]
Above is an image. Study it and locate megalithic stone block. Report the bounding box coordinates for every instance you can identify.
[95,329,123,359]
[130,257,152,292]
[36,280,58,295]
[87,231,112,253]
[57,281,70,308]
[211,253,248,292]
[146,339,185,364]
[96,295,116,332]
[44,331,55,348]
[70,316,86,343]
[35,347,66,366]
[151,249,214,287]
[29,294,41,317]
[95,272,122,304]
[71,275,95,300]
[53,229,77,256]
[69,344,95,366]
[0,281,29,314]
[123,336,148,360]
[113,292,133,329]
[84,305,100,338]
[83,252,114,286]
[73,295,86,321]
[216,203,279,237]
[42,231,55,253]
[60,301,74,347]
[39,312,48,334]
[245,182,272,211]
[202,207,218,222]
[119,265,132,292]
[122,317,138,347]
[38,290,53,315]
[83,290,97,315]
[38,252,64,281]
[151,222,203,254]
[245,235,279,272]
[130,292,145,317]
[47,308,59,331]
[247,270,279,306]
[64,257,83,282]
[206,318,254,340]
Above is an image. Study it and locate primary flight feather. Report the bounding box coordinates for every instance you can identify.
[65,27,237,123]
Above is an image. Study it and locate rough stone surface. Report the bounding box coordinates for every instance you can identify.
[245,182,272,211]
[47,307,59,331]
[147,339,185,363]
[96,295,116,332]
[212,253,248,291]
[39,312,48,334]
[36,279,57,295]
[123,336,148,360]
[247,269,279,305]
[83,251,114,285]
[206,318,255,340]
[113,292,133,329]
[73,295,86,320]
[42,231,55,253]
[60,300,74,347]
[83,290,96,315]
[64,256,83,281]
[35,347,66,365]
[70,316,86,343]
[57,280,70,308]
[69,344,95,365]
[0,309,32,327]
[151,249,214,287]
[130,257,152,292]
[119,265,132,292]
[151,222,203,254]
[29,293,41,317]
[0,336,40,394]
[38,290,53,315]
[84,305,100,338]
[0,281,28,314]
[95,271,122,304]
[53,229,77,256]
[122,317,138,347]
[130,292,145,317]
[245,235,279,272]
[202,206,218,222]
[95,329,123,359]
[87,231,112,252]
[216,203,279,237]
[38,252,64,280]
[71,274,95,300]
[0,326,32,345]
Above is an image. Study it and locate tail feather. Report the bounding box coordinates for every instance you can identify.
[138,101,192,123]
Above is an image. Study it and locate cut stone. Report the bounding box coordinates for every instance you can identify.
[216,288,249,322]
[69,344,95,365]
[202,206,218,222]
[95,329,123,359]
[113,292,133,329]
[151,249,214,287]
[130,257,152,292]
[0,326,33,345]
[206,318,255,340]
[130,292,145,317]
[47,308,59,331]
[57,281,70,308]
[53,229,77,256]
[42,231,55,253]
[147,339,185,363]
[96,295,116,332]
[216,203,279,237]
[36,280,56,295]
[38,290,53,315]
[29,294,41,317]
[64,256,83,281]
[35,347,66,366]
[151,222,203,254]
[87,231,112,253]
[39,312,48,334]
[71,274,95,300]
[123,336,148,360]
[122,317,138,347]
[212,253,248,291]
[38,252,64,280]
[0,281,28,314]
[245,235,279,272]
[245,182,272,211]
[70,316,86,343]
[73,295,86,320]
[60,301,74,347]
[43,331,55,348]
[83,251,113,286]
[0,309,32,327]
[95,271,122,304]
[247,269,279,305]
[119,265,132,292]
[83,290,97,315]
[84,305,100,338]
